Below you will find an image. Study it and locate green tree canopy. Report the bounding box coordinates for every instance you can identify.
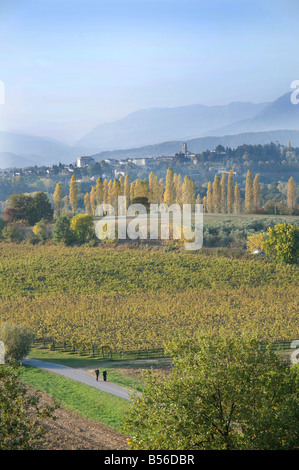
[70,214,94,242]
[53,182,63,217]
[7,193,32,220]
[26,192,53,225]
[32,218,48,241]
[263,223,299,264]
[124,334,299,450]
[52,215,74,245]
[69,174,78,215]
[7,192,53,225]
[0,365,57,449]
[0,322,33,363]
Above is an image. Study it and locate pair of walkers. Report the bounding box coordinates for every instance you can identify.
[95,368,107,382]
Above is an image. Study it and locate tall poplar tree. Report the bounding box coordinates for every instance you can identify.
[220,173,227,213]
[111,179,120,214]
[124,175,130,207]
[69,174,78,215]
[175,174,182,206]
[253,174,261,213]
[90,186,96,215]
[148,171,155,202]
[107,179,113,206]
[150,175,162,204]
[134,179,148,199]
[234,182,241,214]
[53,182,62,217]
[103,179,108,205]
[212,175,221,213]
[159,179,164,204]
[119,175,124,196]
[173,173,178,203]
[287,176,297,214]
[182,176,195,206]
[245,170,253,214]
[227,170,234,214]
[63,195,70,216]
[95,177,103,206]
[130,182,135,204]
[164,168,175,206]
[206,182,213,213]
[84,192,91,214]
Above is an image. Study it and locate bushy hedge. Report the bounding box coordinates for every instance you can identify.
[203,217,299,247]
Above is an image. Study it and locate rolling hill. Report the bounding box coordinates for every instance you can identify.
[0,131,77,168]
[205,92,299,136]
[75,101,268,152]
[91,129,299,160]
[1,91,299,168]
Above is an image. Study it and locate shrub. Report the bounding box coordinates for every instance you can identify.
[52,215,74,245]
[0,322,33,363]
[263,223,299,264]
[246,232,266,254]
[32,218,48,241]
[70,214,94,243]
[1,222,23,242]
[0,365,57,449]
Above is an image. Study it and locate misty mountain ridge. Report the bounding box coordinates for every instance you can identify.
[91,129,299,161]
[205,92,299,136]
[75,101,269,151]
[1,91,299,168]
[0,130,79,168]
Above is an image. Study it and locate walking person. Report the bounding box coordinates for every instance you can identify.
[103,369,107,382]
[95,367,99,381]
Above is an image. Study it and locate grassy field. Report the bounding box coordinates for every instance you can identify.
[20,349,170,432]
[26,346,147,392]
[201,213,299,224]
[20,365,132,431]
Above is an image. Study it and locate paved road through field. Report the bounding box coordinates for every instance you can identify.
[23,358,134,401]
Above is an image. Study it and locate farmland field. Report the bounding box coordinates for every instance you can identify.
[0,241,298,352]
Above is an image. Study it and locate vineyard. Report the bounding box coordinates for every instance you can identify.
[0,243,298,352]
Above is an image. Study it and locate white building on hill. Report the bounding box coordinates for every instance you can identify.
[77,156,95,168]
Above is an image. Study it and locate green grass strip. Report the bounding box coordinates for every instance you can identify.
[21,365,132,431]
[27,348,146,392]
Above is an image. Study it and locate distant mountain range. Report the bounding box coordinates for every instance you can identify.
[1,91,299,169]
[206,92,299,136]
[0,131,78,169]
[91,130,299,161]
[75,101,268,152]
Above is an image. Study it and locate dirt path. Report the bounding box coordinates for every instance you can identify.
[28,386,129,450]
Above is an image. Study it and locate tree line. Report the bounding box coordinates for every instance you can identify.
[52,169,298,217]
[0,169,297,244]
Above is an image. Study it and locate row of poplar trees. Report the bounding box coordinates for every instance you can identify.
[53,169,196,216]
[205,170,258,214]
[53,170,297,216]
[204,172,296,214]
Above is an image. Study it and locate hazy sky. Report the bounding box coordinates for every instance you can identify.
[1,0,299,144]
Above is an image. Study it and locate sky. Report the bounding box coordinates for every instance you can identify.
[1,0,299,144]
